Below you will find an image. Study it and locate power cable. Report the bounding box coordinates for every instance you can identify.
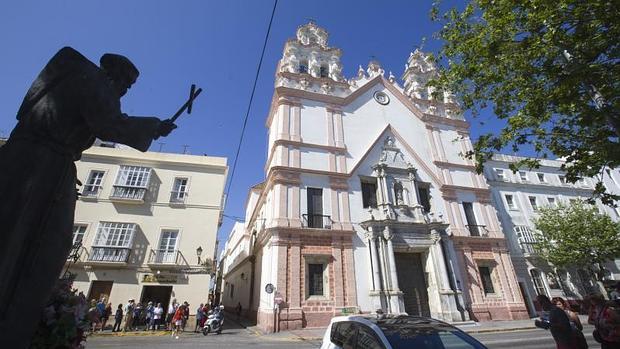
[223,0,278,213]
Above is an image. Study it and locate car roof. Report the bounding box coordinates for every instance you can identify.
[330,315,458,332]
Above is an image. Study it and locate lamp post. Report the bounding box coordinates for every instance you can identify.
[196,246,203,265]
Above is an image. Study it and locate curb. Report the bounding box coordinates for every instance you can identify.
[90,331,172,337]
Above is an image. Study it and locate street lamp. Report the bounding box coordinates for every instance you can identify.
[196,246,203,265]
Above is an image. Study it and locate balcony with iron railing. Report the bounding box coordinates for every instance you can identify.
[466,225,489,237]
[302,214,332,229]
[110,186,147,203]
[147,249,183,267]
[169,191,188,205]
[86,246,131,265]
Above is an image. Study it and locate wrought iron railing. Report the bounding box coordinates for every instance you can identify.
[148,249,182,265]
[110,186,147,201]
[302,214,332,229]
[466,225,489,237]
[88,246,131,263]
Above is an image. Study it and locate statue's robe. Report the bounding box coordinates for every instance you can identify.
[0,47,162,347]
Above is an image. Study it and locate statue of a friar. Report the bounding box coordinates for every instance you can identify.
[0,47,178,347]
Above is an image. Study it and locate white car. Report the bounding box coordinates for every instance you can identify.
[320,315,487,349]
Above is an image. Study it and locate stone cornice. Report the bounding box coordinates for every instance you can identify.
[433,160,476,171]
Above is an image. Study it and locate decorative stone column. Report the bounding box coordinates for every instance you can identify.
[384,227,405,314]
[429,229,462,322]
[365,227,383,312]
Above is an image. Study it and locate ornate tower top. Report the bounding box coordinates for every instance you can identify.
[401,49,461,119]
[275,22,349,97]
[295,22,329,48]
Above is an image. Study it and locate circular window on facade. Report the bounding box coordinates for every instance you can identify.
[373,91,390,105]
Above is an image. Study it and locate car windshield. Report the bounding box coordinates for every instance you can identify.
[375,318,486,349]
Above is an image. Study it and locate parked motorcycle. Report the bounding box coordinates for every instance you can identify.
[202,305,224,335]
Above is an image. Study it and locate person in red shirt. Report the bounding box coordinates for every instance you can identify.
[171,305,185,339]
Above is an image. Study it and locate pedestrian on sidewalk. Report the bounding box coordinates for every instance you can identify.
[144,301,154,331]
[182,301,190,331]
[200,303,209,327]
[588,294,620,349]
[195,303,205,333]
[133,302,143,330]
[112,304,123,332]
[553,297,587,348]
[101,302,112,331]
[171,304,185,339]
[236,302,242,322]
[88,299,101,333]
[123,299,135,332]
[536,295,577,349]
[166,299,177,330]
[152,302,163,330]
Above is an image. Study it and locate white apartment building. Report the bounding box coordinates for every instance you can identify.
[66,143,227,312]
[485,154,620,314]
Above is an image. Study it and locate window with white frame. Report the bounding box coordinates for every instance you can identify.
[547,197,556,207]
[93,222,136,248]
[537,173,546,183]
[529,196,539,211]
[505,194,517,210]
[559,175,568,185]
[156,230,179,263]
[530,269,548,296]
[495,168,505,181]
[515,225,537,254]
[519,171,528,182]
[171,177,189,203]
[83,170,105,197]
[72,225,87,245]
[112,166,151,200]
[90,222,136,262]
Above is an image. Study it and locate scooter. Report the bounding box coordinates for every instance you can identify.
[202,305,224,335]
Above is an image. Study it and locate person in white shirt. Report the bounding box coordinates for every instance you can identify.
[151,303,164,330]
[166,299,178,330]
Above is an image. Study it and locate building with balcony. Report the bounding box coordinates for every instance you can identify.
[66,143,227,312]
[484,154,620,314]
[220,22,528,333]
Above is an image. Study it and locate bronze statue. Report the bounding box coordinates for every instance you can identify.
[0,47,177,347]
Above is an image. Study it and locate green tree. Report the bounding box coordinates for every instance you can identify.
[532,201,620,280]
[430,1,620,204]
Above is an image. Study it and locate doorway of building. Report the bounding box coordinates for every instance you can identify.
[87,281,113,302]
[395,252,430,316]
[140,286,173,311]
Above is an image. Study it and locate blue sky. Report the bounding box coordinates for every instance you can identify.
[0,0,509,253]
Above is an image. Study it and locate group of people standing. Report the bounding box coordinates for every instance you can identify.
[113,299,166,332]
[536,287,620,349]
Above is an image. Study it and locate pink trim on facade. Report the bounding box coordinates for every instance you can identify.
[290,186,301,227]
[334,111,345,148]
[279,104,291,140]
[291,105,301,142]
[328,153,337,172]
[291,148,301,168]
[326,109,335,147]
[330,188,342,230]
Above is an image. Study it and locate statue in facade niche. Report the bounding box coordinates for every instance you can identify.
[394,181,405,206]
[0,47,177,348]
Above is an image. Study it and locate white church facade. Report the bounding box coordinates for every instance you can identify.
[221,22,529,332]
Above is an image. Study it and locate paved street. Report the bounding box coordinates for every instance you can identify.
[88,322,601,348]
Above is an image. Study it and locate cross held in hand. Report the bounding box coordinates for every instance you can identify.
[170,84,203,123]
